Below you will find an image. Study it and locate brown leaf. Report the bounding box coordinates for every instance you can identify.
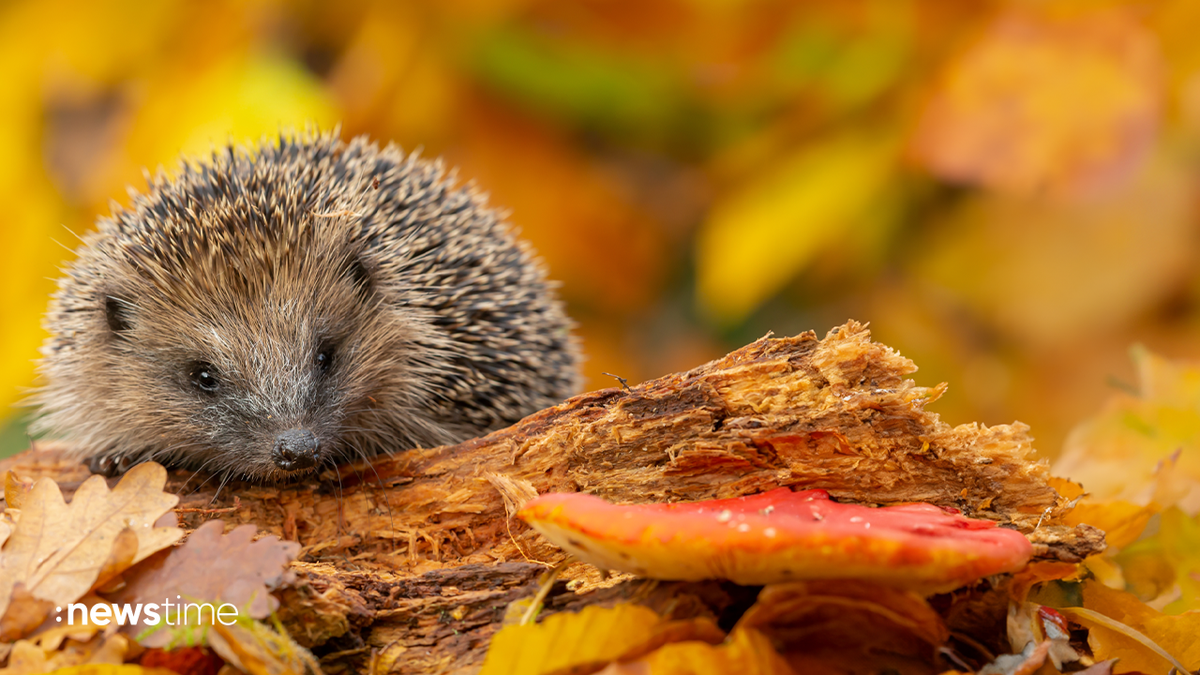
[110,520,299,647]
[0,463,182,628]
[0,586,55,642]
[0,633,137,675]
[736,580,949,673]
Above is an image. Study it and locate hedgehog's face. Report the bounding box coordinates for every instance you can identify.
[47,223,457,481]
[92,251,397,480]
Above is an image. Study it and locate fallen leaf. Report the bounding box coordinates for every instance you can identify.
[519,488,1033,593]
[0,586,55,642]
[0,633,137,675]
[594,626,795,675]
[1055,347,1200,514]
[207,617,319,675]
[108,520,299,647]
[1047,580,1200,674]
[1065,500,1155,551]
[735,580,948,673]
[0,463,181,631]
[15,666,177,675]
[4,471,33,512]
[480,603,724,675]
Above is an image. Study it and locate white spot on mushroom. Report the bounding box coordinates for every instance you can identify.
[764,527,776,538]
[737,523,750,533]
[716,510,732,523]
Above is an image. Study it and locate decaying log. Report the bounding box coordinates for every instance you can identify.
[0,321,1104,674]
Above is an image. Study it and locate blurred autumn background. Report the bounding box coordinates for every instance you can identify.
[2,0,1199,463]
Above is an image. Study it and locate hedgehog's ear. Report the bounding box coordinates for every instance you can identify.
[344,255,374,300]
[104,295,133,337]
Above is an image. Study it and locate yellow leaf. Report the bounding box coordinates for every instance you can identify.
[1054,580,1200,674]
[207,617,320,675]
[598,627,794,675]
[1055,348,1200,513]
[1066,501,1153,551]
[481,604,724,675]
[696,129,898,323]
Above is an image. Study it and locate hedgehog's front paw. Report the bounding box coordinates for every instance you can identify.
[87,453,137,477]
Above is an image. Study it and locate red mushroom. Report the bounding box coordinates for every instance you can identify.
[518,488,1033,593]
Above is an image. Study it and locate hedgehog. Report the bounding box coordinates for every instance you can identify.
[31,130,581,481]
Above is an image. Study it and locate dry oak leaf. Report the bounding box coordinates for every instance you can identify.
[4,471,34,512]
[10,666,178,675]
[0,463,182,629]
[109,520,299,647]
[519,488,1033,593]
[0,633,136,675]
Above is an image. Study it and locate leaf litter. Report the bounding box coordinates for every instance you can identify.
[0,462,303,675]
[5,345,1200,674]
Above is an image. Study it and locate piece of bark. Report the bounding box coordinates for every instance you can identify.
[1,321,1104,674]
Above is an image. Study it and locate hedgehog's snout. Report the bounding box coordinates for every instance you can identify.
[272,428,320,472]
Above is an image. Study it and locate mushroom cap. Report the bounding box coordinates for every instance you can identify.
[518,488,1033,593]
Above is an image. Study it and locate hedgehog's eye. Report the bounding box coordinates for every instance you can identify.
[315,347,334,373]
[190,363,220,393]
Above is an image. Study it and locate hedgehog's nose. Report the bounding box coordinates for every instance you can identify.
[272,429,319,471]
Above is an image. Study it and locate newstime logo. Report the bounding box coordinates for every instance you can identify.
[56,597,239,627]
